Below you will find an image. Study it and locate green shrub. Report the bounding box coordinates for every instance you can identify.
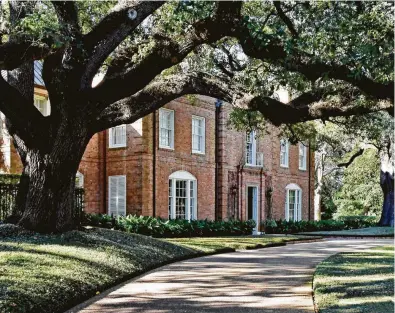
[82,213,256,237]
[336,215,378,229]
[262,217,377,234]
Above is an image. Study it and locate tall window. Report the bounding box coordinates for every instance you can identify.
[246,131,256,165]
[192,116,205,154]
[285,183,302,221]
[75,171,84,188]
[159,108,174,149]
[34,97,50,116]
[109,125,126,148]
[168,171,197,221]
[299,143,307,170]
[280,139,289,168]
[108,175,126,217]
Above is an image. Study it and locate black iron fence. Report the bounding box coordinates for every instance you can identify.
[0,183,84,222]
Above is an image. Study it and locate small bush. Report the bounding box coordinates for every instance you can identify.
[336,215,378,229]
[82,213,256,237]
[262,217,377,234]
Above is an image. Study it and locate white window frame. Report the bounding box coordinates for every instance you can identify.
[285,183,302,221]
[34,96,50,116]
[246,184,259,234]
[108,175,127,217]
[280,139,289,168]
[192,115,205,154]
[159,108,175,149]
[75,171,84,188]
[299,143,307,170]
[109,125,127,148]
[168,171,197,221]
[246,131,257,166]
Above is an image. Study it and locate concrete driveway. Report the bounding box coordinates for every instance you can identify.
[69,239,392,313]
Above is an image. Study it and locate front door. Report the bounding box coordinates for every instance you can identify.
[247,186,259,234]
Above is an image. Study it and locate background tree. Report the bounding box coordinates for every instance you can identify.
[0,1,392,232]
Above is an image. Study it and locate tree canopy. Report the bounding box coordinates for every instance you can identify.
[0,1,393,232]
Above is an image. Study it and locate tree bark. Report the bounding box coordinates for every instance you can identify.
[11,120,90,233]
[379,170,394,227]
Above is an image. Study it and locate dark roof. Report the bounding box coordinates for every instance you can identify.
[0,61,45,87]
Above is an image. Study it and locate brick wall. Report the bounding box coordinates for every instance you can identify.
[0,93,315,224]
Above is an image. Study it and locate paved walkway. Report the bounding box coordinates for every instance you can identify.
[70,239,392,313]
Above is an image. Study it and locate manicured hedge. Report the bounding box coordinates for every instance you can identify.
[82,213,256,237]
[262,216,378,234]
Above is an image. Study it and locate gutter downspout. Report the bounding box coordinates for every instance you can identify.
[103,131,107,214]
[215,99,222,220]
[152,112,157,217]
[308,141,312,221]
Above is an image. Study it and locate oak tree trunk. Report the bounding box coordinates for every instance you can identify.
[8,118,90,233]
[379,170,394,227]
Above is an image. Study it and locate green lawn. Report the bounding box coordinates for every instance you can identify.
[0,225,320,313]
[0,225,199,313]
[313,245,394,313]
[299,227,394,237]
[164,234,321,252]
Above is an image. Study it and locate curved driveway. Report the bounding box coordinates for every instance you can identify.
[70,239,392,313]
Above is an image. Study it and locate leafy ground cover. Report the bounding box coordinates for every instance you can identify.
[165,235,321,252]
[299,227,394,237]
[0,224,320,313]
[313,245,394,313]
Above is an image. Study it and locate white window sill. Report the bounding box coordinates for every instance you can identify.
[192,151,205,155]
[109,144,127,149]
[280,164,289,168]
[159,146,174,151]
[299,167,307,171]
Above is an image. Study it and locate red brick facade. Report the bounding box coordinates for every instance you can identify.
[2,95,314,229]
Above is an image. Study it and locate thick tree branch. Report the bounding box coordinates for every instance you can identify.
[337,148,364,167]
[0,42,50,70]
[80,1,165,88]
[89,1,242,109]
[234,24,394,102]
[94,72,243,131]
[273,1,298,38]
[51,2,81,40]
[95,71,393,132]
[0,75,45,143]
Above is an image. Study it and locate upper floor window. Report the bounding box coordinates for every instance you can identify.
[109,125,126,148]
[246,131,256,165]
[34,96,50,116]
[280,139,289,168]
[159,108,174,149]
[168,171,197,221]
[299,143,307,170]
[192,116,205,154]
[285,183,302,221]
[75,171,84,188]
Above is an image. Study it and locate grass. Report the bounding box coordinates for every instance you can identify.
[299,227,394,237]
[0,225,199,313]
[0,225,321,313]
[313,245,394,313]
[164,234,321,252]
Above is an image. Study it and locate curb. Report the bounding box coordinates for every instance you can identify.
[64,237,324,313]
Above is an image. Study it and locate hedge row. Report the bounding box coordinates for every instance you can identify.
[82,213,256,237]
[262,216,378,234]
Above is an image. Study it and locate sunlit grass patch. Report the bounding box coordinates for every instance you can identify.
[0,226,198,313]
[299,227,394,237]
[164,235,321,252]
[313,245,394,313]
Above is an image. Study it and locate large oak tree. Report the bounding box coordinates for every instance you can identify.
[0,1,393,232]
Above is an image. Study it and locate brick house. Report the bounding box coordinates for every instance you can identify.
[1,66,314,232]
